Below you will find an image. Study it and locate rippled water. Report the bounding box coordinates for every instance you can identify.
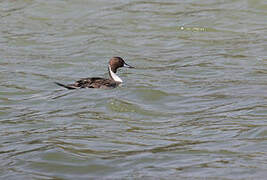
[1,0,267,179]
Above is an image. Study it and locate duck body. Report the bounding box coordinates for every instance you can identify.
[55,77,119,89]
[55,57,134,89]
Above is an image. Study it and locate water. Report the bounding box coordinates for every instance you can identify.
[1,0,267,179]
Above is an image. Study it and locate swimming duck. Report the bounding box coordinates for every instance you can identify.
[55,57,134,89]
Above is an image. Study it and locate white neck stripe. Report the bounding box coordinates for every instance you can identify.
[109,65,123,83]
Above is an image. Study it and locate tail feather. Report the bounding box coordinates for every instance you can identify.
[54,82,77,90]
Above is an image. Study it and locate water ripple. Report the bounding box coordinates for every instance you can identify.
[1,0,267,179]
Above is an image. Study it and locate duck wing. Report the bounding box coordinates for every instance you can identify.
[76,77,118,89]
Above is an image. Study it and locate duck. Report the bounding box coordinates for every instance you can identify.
[55,57,134,89]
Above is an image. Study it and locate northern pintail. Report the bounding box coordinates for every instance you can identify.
[55,57,134,89]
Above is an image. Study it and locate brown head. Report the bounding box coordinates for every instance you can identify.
[109,57,134,73]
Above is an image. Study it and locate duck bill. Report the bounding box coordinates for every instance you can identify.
[124,62,135,68]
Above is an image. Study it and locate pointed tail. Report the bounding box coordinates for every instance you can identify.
[54,82,77,90]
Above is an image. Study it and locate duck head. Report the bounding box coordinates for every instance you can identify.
[108,57,134,83]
